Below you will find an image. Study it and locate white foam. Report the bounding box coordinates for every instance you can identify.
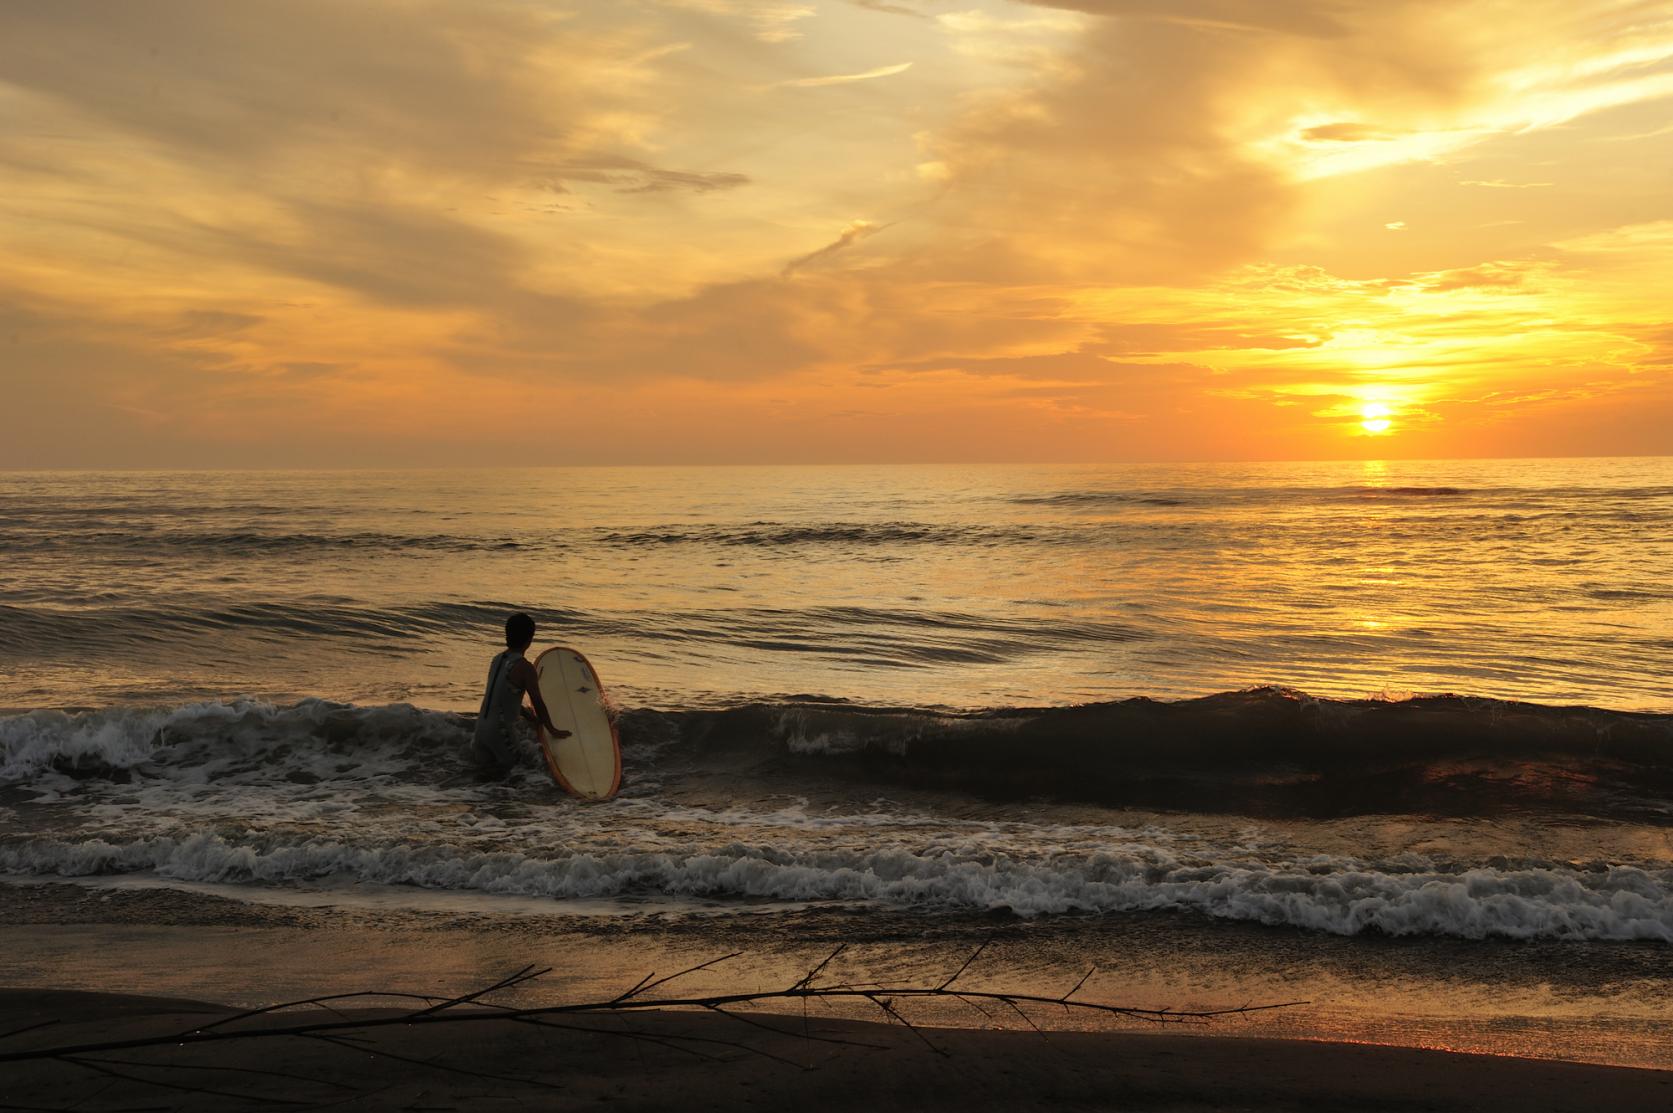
[0,701,475,787]
[2,831,1668,942]
[1,705,176,782]
[6,702,1671,944]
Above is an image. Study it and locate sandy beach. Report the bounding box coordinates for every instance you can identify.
[7,985,1673,1112]
[4,879,1672,1110]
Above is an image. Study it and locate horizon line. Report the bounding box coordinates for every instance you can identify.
[3,451,1671,473]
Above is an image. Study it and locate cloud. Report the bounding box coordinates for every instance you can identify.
[913,14,1297,282]
[782,221,892,276]
[211,199,531,309]
[776,62,914,87]
[1017,0,1354,38]
[912,0,1667,284]
[161,310,266,338]
[671,1,818,42]
[1555,220,1673,255]
[1091,322,1326,355]
[848,0,932,17]
[538,156,751,195]
[872,349,1213,385]
[0,290,339,466]
[0,1,574,174]
[5,0,1673,464]
[1458,179,1553,189]
[0,2,756,224]
[1301,122,1402,142]
[1411,261,1546,293]
[1013,0,1673,184]
[276,361,349,379]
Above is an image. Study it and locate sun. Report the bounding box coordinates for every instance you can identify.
[1360,402,1393,435]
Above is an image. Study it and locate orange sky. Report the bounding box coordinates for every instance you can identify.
[3,0,1671,466]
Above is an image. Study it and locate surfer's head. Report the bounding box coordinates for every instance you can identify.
[504,612,535,650]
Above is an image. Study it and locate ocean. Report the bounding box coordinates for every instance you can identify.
[2,459,1671,1066]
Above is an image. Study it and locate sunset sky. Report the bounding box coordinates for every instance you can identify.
[3,0,1671,466]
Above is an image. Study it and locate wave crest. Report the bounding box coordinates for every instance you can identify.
[5,689,1672,818]
[3,831,1669,941]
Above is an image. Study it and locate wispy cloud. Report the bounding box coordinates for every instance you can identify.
[538,157,751,195]
[782,220,892,276]
[776,61,913,87]
[1300,122,1402,142]
[1459,179,1552,189]
[848,0,929,17]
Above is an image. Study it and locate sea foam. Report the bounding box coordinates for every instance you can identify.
[2,831,1669,942]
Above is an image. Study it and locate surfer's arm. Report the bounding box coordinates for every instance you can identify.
[512,659,571,738]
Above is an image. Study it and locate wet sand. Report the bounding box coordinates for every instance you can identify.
[6,987,1673,1112]
[4,878,1672,1109]
[7,877,1673,1068]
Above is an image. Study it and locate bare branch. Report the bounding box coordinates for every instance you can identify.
[790,944,846,991]
[2,984,1306,1068]
[1061,966,1097,1003]
[995,995,1047,1036]
[408,964,551,1018]
[609,971,658,1003]
[168,989,456,1040]
[631,952,743,998]
[950,993,1000,1024]
[860,992,947,1058]
[937,939,991,991]
[1,950,1309,1113]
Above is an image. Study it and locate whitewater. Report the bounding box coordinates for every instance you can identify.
[4,696,1671,942]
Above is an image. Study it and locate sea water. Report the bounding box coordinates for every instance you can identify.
[2,461,1670,1063]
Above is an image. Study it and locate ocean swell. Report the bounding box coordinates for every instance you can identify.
[0,521,1065,559]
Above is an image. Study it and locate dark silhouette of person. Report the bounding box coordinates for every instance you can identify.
[472,612,567,776]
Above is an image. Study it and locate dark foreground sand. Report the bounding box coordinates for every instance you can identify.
[4,988,1671,1112]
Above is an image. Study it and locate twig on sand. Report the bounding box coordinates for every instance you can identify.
[2,942,1307,1110]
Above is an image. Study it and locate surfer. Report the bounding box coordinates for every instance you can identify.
[472,612,569,777]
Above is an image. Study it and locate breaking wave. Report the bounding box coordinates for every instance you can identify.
[2,829,1670,941]
[631,689,1673,819]
[4,689,1671,818]
[4,692,1672,941]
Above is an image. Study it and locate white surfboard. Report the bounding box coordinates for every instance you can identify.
[533,646,621,800]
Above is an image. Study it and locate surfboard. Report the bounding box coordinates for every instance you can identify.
[533,646,622,801]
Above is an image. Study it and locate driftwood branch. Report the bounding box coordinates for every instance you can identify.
[1,944,1307,1110]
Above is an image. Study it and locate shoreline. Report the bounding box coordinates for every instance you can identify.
[5,987,1671,1112]
[4,876,1672,1074]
